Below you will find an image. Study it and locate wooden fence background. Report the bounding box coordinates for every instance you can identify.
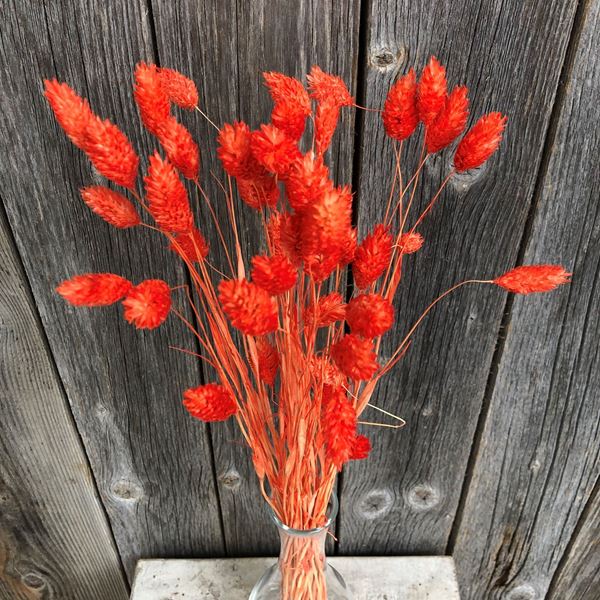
[0,0,598,598]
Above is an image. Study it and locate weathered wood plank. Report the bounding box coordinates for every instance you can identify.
[339,0,578,554]
[0,0,224,579]
[453,0,600,597]
[549,485,600,599]
[149,0,360,554]
[0,206,129,599]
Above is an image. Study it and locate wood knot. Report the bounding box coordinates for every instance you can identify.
[110,478,143,501]
[405,484,440,511]
[357,488,394,520]
[369,46,405,71]
[95,404,108,418]
[506,584,538,600]
[219,468,242,490]
[451,165,487,193]
[22,571,47,591]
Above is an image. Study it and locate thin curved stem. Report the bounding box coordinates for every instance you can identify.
[384,279,492,371]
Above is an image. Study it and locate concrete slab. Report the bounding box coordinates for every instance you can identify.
[131,557,461,599]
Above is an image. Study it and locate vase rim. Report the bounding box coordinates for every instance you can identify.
[270,492,338,537]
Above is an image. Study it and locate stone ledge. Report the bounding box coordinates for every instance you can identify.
[131,556,461,599]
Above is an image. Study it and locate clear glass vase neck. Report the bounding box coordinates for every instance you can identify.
[249,494,350,599]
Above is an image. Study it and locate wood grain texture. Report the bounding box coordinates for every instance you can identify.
[149,0,360,554]
[339,0,579,554]
[0,0,224,580]
[0,206,129,599]
[453,0,600,597]
[549,484,600,599]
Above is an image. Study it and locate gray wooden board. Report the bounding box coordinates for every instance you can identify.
[453,0,600,597]
[0,0,224,581]
[339,0,579,556]
[130,557,461,599]
[0,207,129,599]
[549,485,600,599]
[150,0,360,555]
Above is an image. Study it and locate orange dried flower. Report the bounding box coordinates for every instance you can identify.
[322,384,357,470]
[170,228,209,263]
[236,173,280,210]
[304,253,342,283]
[80,186,140,228]
[398,231,424,254]
[308,66,353,155]
[267,211,283,253]
[57,273,132,306]
[309,356,345,387]
[305,292,346,328]
[307,66,354,106]
[331,334,379,381]
[341,228,358,265]
[314,98,341,155]
[308,355,342,384]
[279,213,303,265]
[352,224,393,289]
[44,79,93,149]
[157,116,200,180]
[382,69,419,141]
[251,124,301,178]
[264,72,311,108]
[267,212,303,265]
[493,265,571,294]
[160,67,199,110]
[183,384,237,421]
[454,112,507,172]
[425,85,469,153]
[346,293,394,338]
[263,71,311,141]
[218,279,279,336]
[285,153,332,212]
[144,152,193,233]
[122,279,171,329]
[82,115,139,190]
[134,62,170,136]
[300,185,353,259]
[256,337,279,385]
[417,56,447,126]
[271,102,308,142]
[217,121,254,178]
[251,254,297,296]
[350,435,371,460]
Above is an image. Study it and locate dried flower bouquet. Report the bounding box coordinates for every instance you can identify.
[44,57,569,599]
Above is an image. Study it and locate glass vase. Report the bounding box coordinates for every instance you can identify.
[249,495,350,600]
